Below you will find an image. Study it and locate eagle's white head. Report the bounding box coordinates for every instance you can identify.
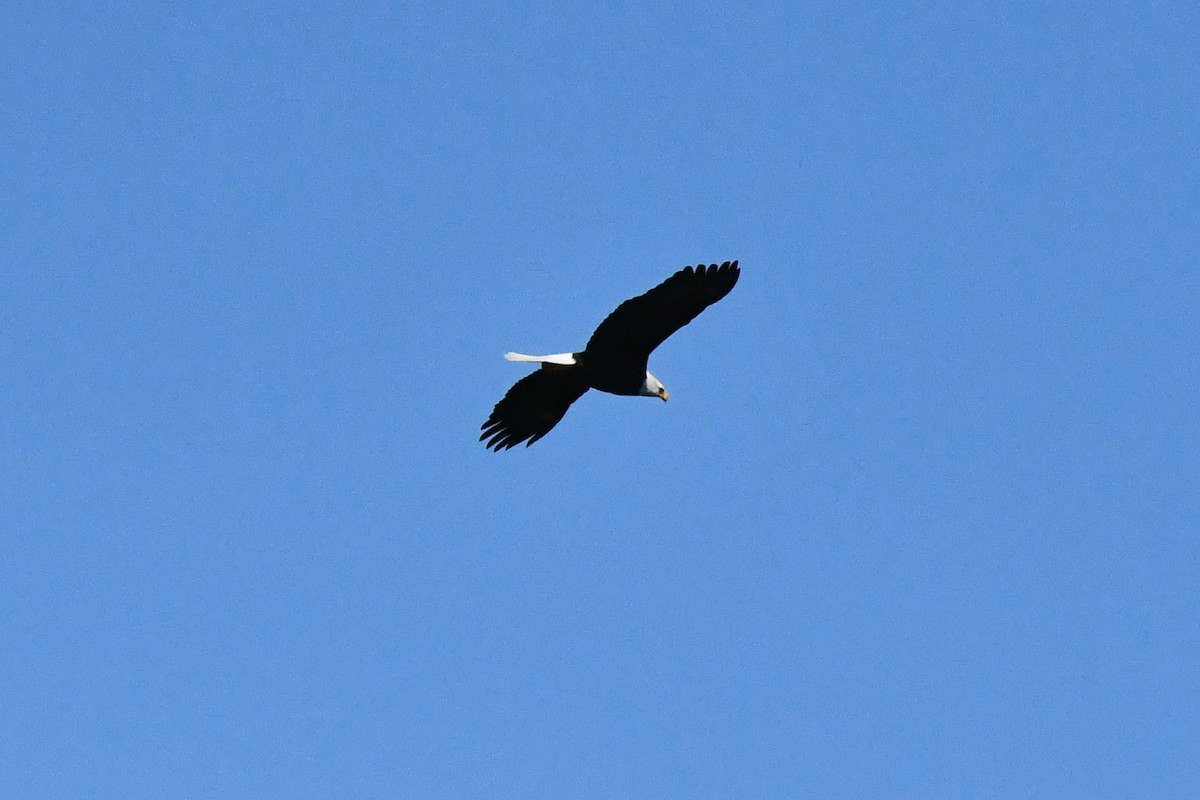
[640,371,669,402]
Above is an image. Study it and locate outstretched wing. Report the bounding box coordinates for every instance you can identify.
[585,261,740,362]
[480,367,591,450]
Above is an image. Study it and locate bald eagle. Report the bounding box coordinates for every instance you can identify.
[481,261,740,450]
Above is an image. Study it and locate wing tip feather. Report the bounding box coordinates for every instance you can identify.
[682,259,740,295]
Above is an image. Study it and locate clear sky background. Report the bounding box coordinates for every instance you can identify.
[3,3,1198,798]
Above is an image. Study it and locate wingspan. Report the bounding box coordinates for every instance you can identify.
[480,367,591,450]
[584,261,740,361]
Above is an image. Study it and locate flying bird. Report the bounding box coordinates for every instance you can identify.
[481,260,740,450]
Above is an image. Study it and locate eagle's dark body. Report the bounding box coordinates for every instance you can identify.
[563,349,649,397]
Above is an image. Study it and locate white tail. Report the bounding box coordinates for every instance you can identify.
[504,351,576,365]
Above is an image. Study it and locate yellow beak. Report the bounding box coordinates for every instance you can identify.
[660,390,669,402]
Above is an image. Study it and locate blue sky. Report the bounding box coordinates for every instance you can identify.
[3,3,1198,797]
